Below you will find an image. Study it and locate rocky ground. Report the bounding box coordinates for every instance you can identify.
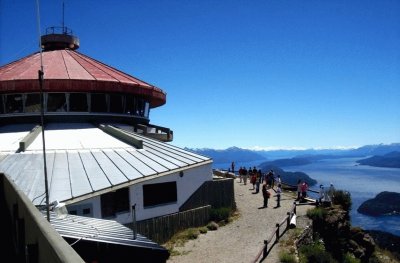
[166,178,314,263]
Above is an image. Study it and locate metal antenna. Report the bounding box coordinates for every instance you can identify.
[35,0,50,222]
[62,1,65,32]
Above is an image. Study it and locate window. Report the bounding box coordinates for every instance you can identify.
[125,94,135,115]
[25,93,41,113]
[143,182,177,207]
[5,94,23,113]
[69,93,88,112]
[47,93,66,112]
[0,95,4,114]
[109,94,124,113]
[91,93,107,112]
[101,188,130,218]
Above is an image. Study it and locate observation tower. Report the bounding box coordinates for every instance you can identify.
[0,26,172,141]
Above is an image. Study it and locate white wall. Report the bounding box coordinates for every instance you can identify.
[68,162,213,224]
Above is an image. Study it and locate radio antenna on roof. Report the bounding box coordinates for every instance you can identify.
[62,0,65,33]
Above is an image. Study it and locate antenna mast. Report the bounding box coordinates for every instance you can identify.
[62,1,65,33]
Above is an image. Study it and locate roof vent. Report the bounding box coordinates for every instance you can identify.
[41,26,79,51]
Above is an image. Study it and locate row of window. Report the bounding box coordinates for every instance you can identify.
[0,92,150,118]
[99,181,178,218]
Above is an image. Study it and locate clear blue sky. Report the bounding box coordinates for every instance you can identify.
[1,0,399,150]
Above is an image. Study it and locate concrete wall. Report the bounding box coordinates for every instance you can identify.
[0,173,84,263]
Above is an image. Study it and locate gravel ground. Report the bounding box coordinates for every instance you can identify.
[166,178,313,263]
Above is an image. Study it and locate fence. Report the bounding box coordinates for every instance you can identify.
[179,178,236,211]
[253,201,298,263]
[132,205,211,244]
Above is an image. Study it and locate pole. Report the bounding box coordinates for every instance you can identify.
[38,70,50,222]
[132,204,137,239]
[36,0,50,222]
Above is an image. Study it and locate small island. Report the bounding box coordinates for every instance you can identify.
[357,191,400,216]
[258,164,317,186]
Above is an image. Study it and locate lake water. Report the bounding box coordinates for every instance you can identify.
[214,158,400,237]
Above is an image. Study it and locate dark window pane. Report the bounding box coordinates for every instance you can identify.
[125,94,135,115]
[101,188,129,218]
[70,93,88,112]
[47,93,66,112]
[25,93,41,113]
[109,94,124,113]
[91,93,107,112]
[143,182,177,207]
[83,208,91,215]
[5,94,23,113]
[0,96,4,114]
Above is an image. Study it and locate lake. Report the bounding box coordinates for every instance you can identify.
[214,157,400,237]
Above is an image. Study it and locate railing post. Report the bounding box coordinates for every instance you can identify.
[293,201,297,214]
[276,223,280,241]
[286,212,290,228]
[263,240,268,258]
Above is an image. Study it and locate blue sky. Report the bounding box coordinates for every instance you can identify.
[1,0,399,150]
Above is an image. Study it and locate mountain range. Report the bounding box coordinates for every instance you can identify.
[189,143,400,168]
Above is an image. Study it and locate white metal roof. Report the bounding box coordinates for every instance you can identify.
[0,123,212,206]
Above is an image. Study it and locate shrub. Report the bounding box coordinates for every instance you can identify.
[299,242,337,263]
[306,207,327,221]
[207,221,219,231]
[185,228,200,240]
[199,226,208,234]
[279,251,297,263]
[332,190,352,211]
[210,207,231,222]
[343,253,360,263]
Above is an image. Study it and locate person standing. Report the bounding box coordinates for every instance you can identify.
[255,169,262,193]
[296,179,302,201]
[243,167,248,185]
[275,174,282,188]
[262,184,270,207]
[231,161,235,174]
[318,184,325,205]
[275,184,282,208]
[327,183,335,202]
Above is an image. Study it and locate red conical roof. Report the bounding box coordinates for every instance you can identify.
[0,50,166,108]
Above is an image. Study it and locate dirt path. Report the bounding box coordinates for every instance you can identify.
[167,178,313,263]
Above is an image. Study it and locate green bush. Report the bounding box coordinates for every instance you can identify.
[343,253,360,263]
[199,226,208,234]
[299,242,337,263]
[279,251,297,263]
[185,228,200,240]
[210,207,231,222]
[332,190,352,211]
[306,207,327,221]
[207,221,219,231]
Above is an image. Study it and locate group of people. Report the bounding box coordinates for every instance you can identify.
[317,183,335,206]
[237,167,283,208]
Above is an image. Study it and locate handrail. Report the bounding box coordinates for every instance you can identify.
[253,201,298,263]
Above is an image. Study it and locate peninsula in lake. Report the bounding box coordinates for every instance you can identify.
[357,191,400,216]
[356,151,400,168]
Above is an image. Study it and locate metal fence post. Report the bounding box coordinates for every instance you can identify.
[263,240,268,258]
[276,223,280,241]
[286,212,290,228]
[293,201,297,214]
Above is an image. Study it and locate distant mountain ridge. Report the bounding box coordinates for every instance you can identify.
[187,146,266,164]
[189,143,400,164]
